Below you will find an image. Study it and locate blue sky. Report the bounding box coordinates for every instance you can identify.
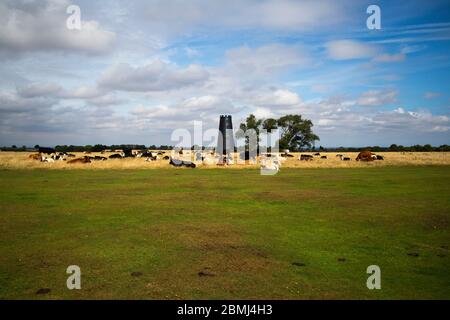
[0,0,449,147]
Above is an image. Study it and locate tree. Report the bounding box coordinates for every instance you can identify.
[277,115,319,151]
[262,118,278,152]
[238,114,319,152]
[237,114,263,152]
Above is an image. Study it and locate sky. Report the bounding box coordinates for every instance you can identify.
[0,0,449,147]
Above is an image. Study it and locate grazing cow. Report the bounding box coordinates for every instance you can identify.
[339,155,351,161]
[375,155,384,160]
[321,155,327,159]
[67,157,91,164]
[157,151,165,155]
[51,154,65,161]
[40,156,55,163]
[109,153,124,159]
[299,154,313,161]
[38,147,56,155]
[169,157,196,168]
[139,151,154,158]
[314,152,321,156]
[356,151,374,161]
[145,156,157,161]
[281,152,294,157]
[336,154,344,157]
[93,156,107,161]
[163,155,170,160]
[29,153,41,160]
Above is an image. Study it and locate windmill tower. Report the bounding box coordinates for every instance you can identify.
[216,115,234,156]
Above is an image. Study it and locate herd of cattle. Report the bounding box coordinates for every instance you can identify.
[297,151,384,161]
[28,147,384,168]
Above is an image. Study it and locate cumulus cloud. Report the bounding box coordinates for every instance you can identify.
[325,40,379,60]
[16,82,62,98]
[357,89,398,106]
[98,60,209,92]
[0,0,116,58]
[17,82,105,99]
[253,89,302,107]
[132,95,236,123]
[371,108,449,132]
[140,0,350,36]
[224,44,310,76]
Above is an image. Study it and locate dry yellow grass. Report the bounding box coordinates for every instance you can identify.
[1,151,450,170]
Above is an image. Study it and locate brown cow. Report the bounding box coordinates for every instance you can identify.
[356,151,374,161]
[67,156,91,164]
[29,153,41,160]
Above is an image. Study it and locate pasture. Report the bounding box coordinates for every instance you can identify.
[1,151,450,169]
[0,166,449,299]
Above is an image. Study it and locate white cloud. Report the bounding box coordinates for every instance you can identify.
[325,40,379,60]
[253,89,302,107]
[357,89,398,106]
[0,0,116,58]
[16,82,62,98]
[140,0,350,36]
[98,60,209,92]
[225,44,310,76]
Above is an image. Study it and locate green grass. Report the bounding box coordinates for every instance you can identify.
[0,167,449,299]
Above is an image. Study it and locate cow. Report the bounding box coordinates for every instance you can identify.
[109,153,124,159]
[299,154,313,161]
[29,153,41,160]
[169,157,196,168]
[138,151,154,158]
[375,155,384,160]
[321,155,327,159]
[356,151,374,161]
[338,155,351,161]
[41,156,55,163]
[51,154,65,161]
[67,157,91,164]
[281,152,294,157]
[38,147,56,155]
[93,156,107,161]
[145,156,157,161]
[314,152,321,156]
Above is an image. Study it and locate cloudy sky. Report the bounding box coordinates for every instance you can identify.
[1,0,449,147]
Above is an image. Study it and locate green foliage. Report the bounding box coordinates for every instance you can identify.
[238,113,320,152]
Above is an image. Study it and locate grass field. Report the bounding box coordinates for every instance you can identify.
[1,151,450,169]
[0,167,449,299]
